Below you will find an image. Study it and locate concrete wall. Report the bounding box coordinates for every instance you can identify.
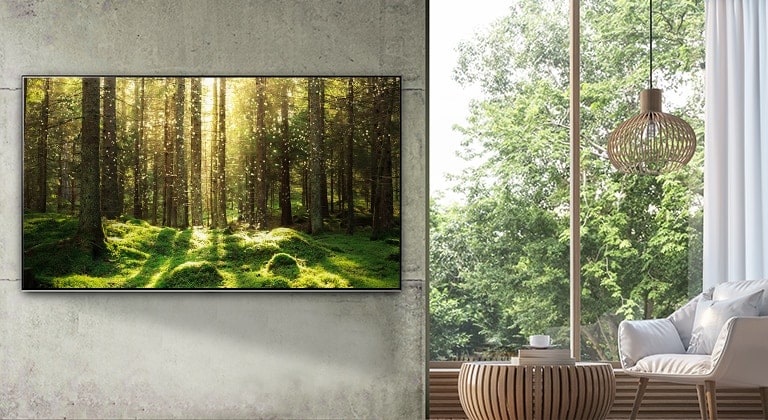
[0,1,427,418]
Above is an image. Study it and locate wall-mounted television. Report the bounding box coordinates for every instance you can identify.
[22,76,401,291]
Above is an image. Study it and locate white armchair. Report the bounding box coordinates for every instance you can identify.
[617,279,768,420]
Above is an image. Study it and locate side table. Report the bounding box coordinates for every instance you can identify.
[458,361,615,420]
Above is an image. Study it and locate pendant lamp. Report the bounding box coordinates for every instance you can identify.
[607,0,696,175]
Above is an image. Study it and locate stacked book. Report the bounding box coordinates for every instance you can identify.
[510,347,575,366]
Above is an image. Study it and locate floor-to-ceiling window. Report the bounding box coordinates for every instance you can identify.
[429,0,705,361]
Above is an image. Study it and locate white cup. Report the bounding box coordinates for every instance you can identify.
[529,334,551,348]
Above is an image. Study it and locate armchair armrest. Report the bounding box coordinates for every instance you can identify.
[709,316,768,387]
[618,318,686,369]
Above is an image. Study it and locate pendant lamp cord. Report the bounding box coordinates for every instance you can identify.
[649,0,653,89]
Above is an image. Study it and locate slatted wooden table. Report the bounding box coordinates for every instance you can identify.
[458,361,615,420]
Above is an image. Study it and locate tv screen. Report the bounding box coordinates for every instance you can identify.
[22,76,401,291]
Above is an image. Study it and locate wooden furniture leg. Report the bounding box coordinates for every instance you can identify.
[704,380,718,420]
[629,377,649,420]
[760,387,768,420]
[696,385,708,420]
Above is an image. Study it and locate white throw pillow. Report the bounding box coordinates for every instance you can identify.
[667,288,714,349]
[712,279,768,315]
[687,289,764,354]
[618,318,686,368]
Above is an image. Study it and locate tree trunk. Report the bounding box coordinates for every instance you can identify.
[319,80,329,218]
[371,77,394,240]
[254,77,268,229]
[152,150,159,226]
[132,78,144,219]
[141,79,149,220]
[368,79,379,217]
[308,77,324,234]
[33,78,50,213]
[162,78,176,227]
[243,146,254,224]
[345,77,355,235]
[117,80,127,210]
[190,77,203,226]
[77,77,106,257]
[174,77,188,228]
[215,77,228,228]
[56,140,63,212]
[382,79,395,227]
[23,77,31,211]
[100,77,121,219]
[279,81,293,227]
[210,78,219,227]
[70,140,77,212]
[301,165,308,211]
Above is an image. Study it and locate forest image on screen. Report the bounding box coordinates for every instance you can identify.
[22,76,401,290]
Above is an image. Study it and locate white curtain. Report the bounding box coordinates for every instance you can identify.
[704,0,768,288]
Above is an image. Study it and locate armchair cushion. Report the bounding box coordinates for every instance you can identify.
[618,318,685,368]
[687,289,764,354]
[628,353,713,376]
[713,279,768,315]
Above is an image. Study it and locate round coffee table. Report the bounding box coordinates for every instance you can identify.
[458,361,615,420]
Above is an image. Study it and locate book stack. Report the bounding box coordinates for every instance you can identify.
[510,347,575,366]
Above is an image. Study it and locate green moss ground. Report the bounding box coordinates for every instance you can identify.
[23,212,400,290]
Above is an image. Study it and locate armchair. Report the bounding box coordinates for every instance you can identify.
[617,279,768,420]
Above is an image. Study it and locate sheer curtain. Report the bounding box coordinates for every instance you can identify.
[704,0,768,288]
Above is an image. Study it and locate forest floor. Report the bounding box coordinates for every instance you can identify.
[22,212,400,290]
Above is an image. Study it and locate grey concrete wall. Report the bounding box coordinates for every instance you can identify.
[0,1,427,418]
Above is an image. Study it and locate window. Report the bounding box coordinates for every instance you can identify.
[429,0,704,361]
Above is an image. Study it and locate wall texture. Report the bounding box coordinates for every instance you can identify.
[0,1,427,418]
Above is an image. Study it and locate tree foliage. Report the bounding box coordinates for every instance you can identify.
[23,77,401,240]
[430,0,705,360]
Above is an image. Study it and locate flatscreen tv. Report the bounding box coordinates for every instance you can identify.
[22,76,401,291]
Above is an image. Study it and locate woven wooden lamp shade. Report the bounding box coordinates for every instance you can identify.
[607,88,696,175]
